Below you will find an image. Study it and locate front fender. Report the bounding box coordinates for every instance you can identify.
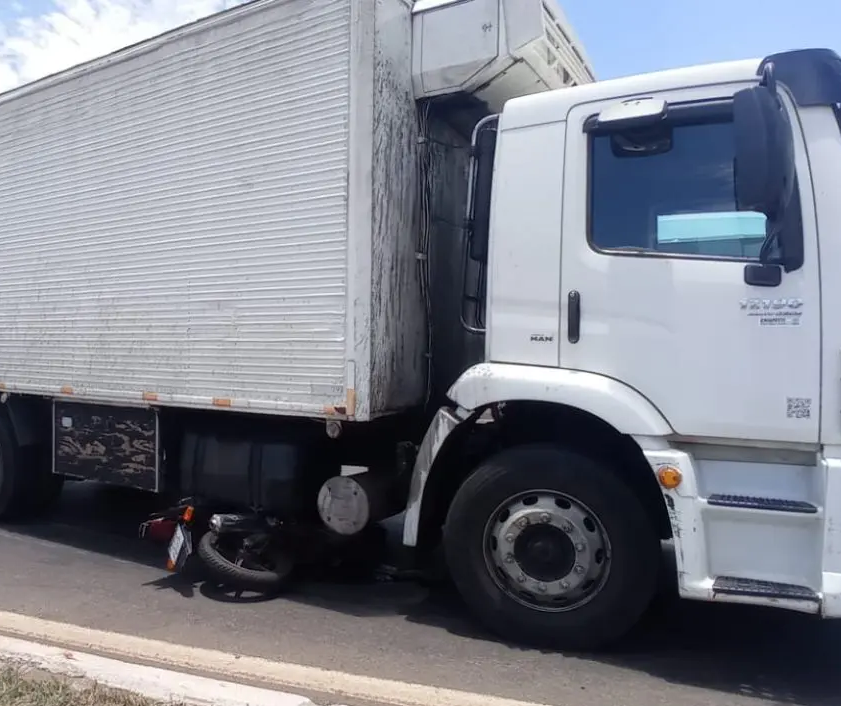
[448,363,673,437]
[403,406,465,548]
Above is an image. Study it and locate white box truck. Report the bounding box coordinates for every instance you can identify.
[1,0,840,650]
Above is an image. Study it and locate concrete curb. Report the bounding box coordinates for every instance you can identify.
[0,610,550,706]
[0,634,327,706]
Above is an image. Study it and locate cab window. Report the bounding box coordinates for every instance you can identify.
[588,119,766,259]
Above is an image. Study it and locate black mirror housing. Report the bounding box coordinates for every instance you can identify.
[733,79,795,220]
[733,64,801,272]
[744,262,782,287]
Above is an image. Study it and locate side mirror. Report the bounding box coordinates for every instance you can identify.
[733,63,800,273]
[733,65,796,222]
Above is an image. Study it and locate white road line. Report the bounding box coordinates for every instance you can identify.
[0,610,550,706]
[0,635,317,706]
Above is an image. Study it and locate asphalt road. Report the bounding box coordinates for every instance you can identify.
[0,482,838,706]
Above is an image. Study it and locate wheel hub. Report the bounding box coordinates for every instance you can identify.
[513,525,575,582]
[484,491,610,612]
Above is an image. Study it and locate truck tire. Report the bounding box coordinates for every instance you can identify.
[0,414,63,520]
[443,444,660,651]
[197,531,293,593]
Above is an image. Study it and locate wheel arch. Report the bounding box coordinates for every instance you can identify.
[408,397,673,555]
[447,363,673,437]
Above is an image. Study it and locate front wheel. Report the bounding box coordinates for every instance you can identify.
[443,444,660,651]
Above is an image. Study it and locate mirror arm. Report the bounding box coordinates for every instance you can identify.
[760,62,778,95]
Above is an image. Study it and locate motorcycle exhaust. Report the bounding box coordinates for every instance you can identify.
[208,513,267,536]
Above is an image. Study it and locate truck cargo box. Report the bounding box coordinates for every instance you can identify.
[0,0,425,422]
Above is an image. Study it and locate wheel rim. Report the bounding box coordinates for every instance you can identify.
[214,535,284,574]
[483,490,611,613]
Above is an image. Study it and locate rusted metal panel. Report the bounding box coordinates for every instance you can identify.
[368,0,426,416]
[53,402,159,492]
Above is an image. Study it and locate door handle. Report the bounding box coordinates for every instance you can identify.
[568,290,581,344]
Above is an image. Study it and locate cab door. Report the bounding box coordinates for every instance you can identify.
[558,86,821,444]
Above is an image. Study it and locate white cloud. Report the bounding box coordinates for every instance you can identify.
[0,0,247,93]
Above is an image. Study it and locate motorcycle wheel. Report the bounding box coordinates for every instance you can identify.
[198,531,294,593]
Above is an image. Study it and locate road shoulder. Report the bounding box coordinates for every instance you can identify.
[0,610,550,706]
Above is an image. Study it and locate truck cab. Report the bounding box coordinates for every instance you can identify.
[406,48,841,649]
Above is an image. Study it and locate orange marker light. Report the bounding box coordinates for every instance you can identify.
[657,465,683,490]
[166,559,176,572]
[182,506,195,524]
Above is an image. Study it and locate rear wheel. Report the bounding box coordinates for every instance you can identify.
[198,531,294,593]
[443,444,660,651]
[0,414,63,521]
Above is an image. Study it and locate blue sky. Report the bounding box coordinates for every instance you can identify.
[0,0,837,88]
[562,0,840,78]
[0,0,242,91]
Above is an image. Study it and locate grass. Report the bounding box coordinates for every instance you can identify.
[0,667,179,706]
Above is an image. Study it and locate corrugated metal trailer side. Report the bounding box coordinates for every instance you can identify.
[0,0,425,422]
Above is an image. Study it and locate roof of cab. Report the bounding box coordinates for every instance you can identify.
[501,57,761,130]
[501,48,841,130]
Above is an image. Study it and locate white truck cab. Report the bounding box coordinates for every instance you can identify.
[406,48,841,649]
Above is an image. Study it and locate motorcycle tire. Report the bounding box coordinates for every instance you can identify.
[198,531,294,593]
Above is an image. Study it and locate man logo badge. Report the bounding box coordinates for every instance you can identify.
[530,334,554,343]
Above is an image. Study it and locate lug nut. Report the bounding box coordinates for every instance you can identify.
[539,512,551,523]
[504,553,515,564]
[560,580,570,589]
[517,517,530,529]
[517,574,526,583]
[576,543,585,552]
[562,522,573,533]
[537,583,547,593]
[505,534,515,543]
[574,564,585,575]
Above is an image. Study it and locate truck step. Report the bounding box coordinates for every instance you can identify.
[713,576,819,602]
[706,494,818,514]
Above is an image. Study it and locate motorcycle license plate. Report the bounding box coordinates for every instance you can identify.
[167,523,192,571]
